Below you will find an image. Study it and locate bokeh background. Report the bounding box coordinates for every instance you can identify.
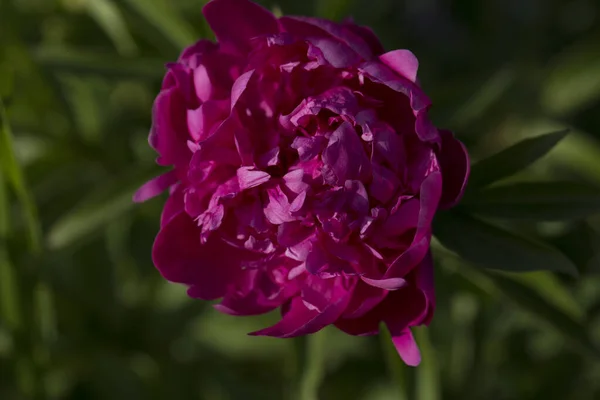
[2,0,600,399]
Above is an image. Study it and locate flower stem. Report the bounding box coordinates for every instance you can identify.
[380,325,410,400]
[296,330,327,400]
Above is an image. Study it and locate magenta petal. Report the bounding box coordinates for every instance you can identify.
[382,198,420,236]
[307,37,362,68]
[249,278,353,338]
[264,186,295,224]
[178,39,218,66]
[282,16,373,60]
[389,328,421,367]
[202,0,279,55]
[152,213,237,300]
[149,89,191,168]
[283,87,360,128]
[370,164,401,204]
[322,121,371,185]
[415,170,442,239]
[230,70,255,110]
[361,276,407,290]
[343,282,388,318]
[438,130,470,209]
[334,313,381,336]
[133,170,178,202]
[414,251,436,325]
[341,21,385,56]
[237,166,271,190]
[160,184,184,228]
[187,100,229,142]
[384,235,430,280]
[359,61,430,112]
[379,49,419,83]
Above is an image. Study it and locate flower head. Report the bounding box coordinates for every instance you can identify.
[134,0,469,366]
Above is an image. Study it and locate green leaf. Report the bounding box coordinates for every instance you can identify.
[34,47,165,80]
[380,326,409,400]
[449,67,516,129]
[436,245,598,360]
[0,100,42,252]
[298,331,327,400]
[445,257,600,359]
[542,34,600,116]
[461,181,600,220]
[500,271,583,320]
[414,327,440,400]
[86,0,138,57]
[0,169,10,237]
[433,211,578,276]
[482,270,599,358]
[120,0,198,50]
[468,130,568,189]
[47,168,158,250]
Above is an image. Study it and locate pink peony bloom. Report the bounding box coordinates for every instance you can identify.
[134,0,469,366]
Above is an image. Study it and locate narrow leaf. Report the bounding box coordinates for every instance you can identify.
[414,327,440,400]
[0,100,42,252]
[47,169,159,250]
[468,130,568,188]
[121,0,197,50]
[461,181,600,220]
[380,326,409,400]
[299,331,327,400]
[483,270,599,358]
[34,47,165,80]
[500,271,583,320]
[436,249,599,360]
[542,34,600,116]
[86,0,138,57]
[433,211,578,276]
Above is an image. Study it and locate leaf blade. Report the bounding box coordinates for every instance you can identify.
[461,181,600,220]
[433,211,578,276]
[468,130,568,189]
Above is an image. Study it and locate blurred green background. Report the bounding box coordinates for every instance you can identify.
[2,0,600,399]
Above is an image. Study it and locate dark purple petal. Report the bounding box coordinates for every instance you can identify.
[282,16,374,60]
[160,184,184,228]
[203,0,279,55]
[149,89,191,168]
[178,39,218,66]
[341,21,385,56]
[437,130,470,209]
[153,213,237,300]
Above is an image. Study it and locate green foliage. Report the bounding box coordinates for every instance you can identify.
[2,0,600,399]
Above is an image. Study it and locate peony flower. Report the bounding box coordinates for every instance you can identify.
[134,0,469,366]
